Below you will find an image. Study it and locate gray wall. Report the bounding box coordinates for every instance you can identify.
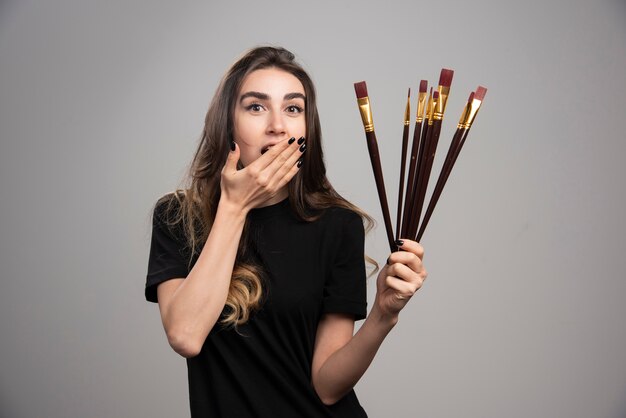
[1,0,625,417]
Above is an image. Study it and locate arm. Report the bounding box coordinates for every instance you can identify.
[156,138,303,358]
[311,240,427,405]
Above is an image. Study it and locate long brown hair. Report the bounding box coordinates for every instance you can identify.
[163,46,374,327]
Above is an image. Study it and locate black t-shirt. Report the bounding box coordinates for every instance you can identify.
[145,195,369,417]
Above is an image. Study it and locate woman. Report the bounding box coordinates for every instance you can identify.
[145,46,427,417]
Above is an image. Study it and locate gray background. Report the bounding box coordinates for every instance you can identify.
[1,0,625,417]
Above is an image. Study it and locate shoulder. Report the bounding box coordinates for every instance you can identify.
[317,206,365,244]
[151,191,189,242]
[153,191,185,222]
[321,205,363,227]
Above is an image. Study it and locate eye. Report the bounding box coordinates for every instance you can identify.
[245,103,264,112]
[286,105,304,114]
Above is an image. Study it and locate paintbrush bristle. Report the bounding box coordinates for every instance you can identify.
[408,87,411,97]
[433,90,440,99]
[467,91,475,102]
[419,80,428,93]
[438,69,454,87]
[474,86,487,101]
[354,81,368,99]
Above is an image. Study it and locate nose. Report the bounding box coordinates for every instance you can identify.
[266,111,286,136]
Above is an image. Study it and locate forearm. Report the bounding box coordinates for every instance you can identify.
[313,308,398,405]
[162,200,247,356]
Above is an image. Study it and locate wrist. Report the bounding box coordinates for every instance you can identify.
[216,198,249,221]
[369,303,399,330]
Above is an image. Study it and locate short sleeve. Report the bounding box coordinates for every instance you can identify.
[322,210,367,320]
[145,195,190,303]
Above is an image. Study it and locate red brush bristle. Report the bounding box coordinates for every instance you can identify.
[438,68,454,87]
[467,91,475,103]
[354,81,368,99]
[419,80,427,93]
[474,86,487,101]
[407,87,411,97]
[433,90,440,99]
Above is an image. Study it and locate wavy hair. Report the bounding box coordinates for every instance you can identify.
[162,46,375,327]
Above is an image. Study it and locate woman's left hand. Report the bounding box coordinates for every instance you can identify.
[374,239,428,320]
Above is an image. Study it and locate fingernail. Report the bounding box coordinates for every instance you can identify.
[386,256,391,265]
[297,158,303,168]
[261,148,268,155]
[394,239,404,247]
[297,136,305,145]
[299,143,306,153]
[288,137,296,144]
[230,141,236,152]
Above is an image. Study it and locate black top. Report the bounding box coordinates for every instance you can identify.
[146,195,368,417]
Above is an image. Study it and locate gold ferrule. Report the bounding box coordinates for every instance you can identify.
[428,94,438,124]
[425,93,434,125]
[433,85,450,121]
[415,91,427,123]
[463,98,482,128]
[457,102,471,129]
[404,96,411,126]
[357,96,375,133]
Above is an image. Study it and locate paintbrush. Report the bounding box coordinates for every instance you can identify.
[401,80,427,239]
[354,81,396,252]
[396,88,411,240]
[405,86,433,238]
[410,69,454,239]
[416,86,487,241]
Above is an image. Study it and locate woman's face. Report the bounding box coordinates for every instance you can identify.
[233,68,306,167]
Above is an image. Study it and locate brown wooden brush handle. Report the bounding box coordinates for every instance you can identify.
[401,121,422,238]
[396,124,410,240]
[408,120,432,238]
[416,127,466,241]
[412,119,442,239]
[406,120,430,238]
[365,131,396,252]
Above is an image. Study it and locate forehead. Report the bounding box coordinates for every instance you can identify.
[239,68,305,96]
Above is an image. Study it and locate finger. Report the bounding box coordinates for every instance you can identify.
[387,250,426,276]
[256,137,303,188]
[267,140,305,189]
[386,262,424,286]
[272,157,302,191]
[264,137,303,174]
[250,137,298,171]
[384,275,421,297]
[222,141,240,174]
[394,239,425,260]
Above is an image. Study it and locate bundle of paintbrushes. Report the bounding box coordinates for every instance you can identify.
[354,71,487,252]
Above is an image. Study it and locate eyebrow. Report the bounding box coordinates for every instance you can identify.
[239,91,306,103]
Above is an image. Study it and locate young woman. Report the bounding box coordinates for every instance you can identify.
[145,46,427,417]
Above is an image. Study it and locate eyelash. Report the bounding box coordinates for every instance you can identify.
[244,103,304,114]
[246,103,264,112]
[286,105,304,114]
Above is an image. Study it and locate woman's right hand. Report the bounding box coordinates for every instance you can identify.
[220,137,304,212]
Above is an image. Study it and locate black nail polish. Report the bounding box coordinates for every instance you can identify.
[288,137,296,144]
[297,158,303,168]
[297,136,305,145]
[261,148,268,155]
[230,141,236,151]
[395,239,404,247]
[299,143,306,153]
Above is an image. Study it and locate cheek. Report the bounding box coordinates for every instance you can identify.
[287,118,307,137]
[234,128,261,167]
